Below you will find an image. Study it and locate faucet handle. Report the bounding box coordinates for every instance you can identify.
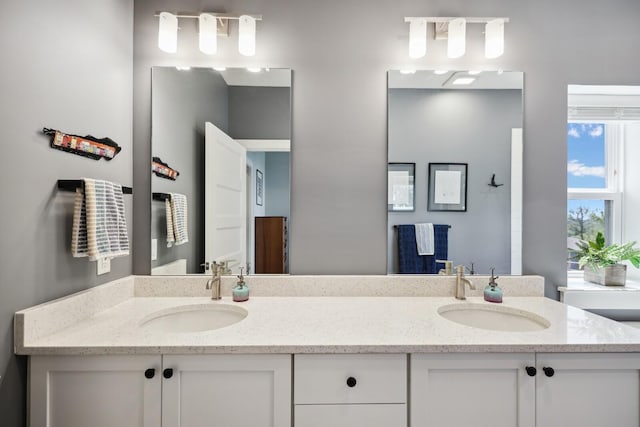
[436,260,453,275]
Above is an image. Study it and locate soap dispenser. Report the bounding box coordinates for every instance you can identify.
[483,268,503,303]
[232,267,250,302]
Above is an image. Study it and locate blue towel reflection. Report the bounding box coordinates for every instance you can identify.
[397,224,449,274]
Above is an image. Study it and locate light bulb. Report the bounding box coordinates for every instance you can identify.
[239,15,256,56]
[199,13,217,55]
[408,18,427,59]
[158,12,178,53]
[485,19,504,59]
[447,18,466,59]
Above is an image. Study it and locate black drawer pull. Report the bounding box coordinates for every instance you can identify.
[144,368,156,379]
[543,367,555,377]
[525,366,537,377]
[346,377,357,387]
[163,368,174,379]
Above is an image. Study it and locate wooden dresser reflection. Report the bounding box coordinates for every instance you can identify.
[255,216,288,274]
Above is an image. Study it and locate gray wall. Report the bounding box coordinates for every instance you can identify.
[388,89,522,275]
[266,152,291,218]
[133,0,640,297]
[229,86,291,139]
[151,67,229,273]
[0,0,133,425]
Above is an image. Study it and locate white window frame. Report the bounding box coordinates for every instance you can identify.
[567,121,624,276]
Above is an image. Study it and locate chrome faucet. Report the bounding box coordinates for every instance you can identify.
[455,264,475,300]
[206,261,223,300]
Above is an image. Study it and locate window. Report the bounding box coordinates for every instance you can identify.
[567,122,622,272]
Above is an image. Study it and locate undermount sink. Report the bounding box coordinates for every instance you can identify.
[438,303,550,332]
[140,304,248,333]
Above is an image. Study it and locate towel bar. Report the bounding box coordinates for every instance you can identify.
[152,192,171,201]
[57,180,133,194]
[393,224,451,229]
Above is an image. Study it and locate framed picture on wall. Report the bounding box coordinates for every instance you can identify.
[428,163,468,212]
[388,163,415,212]
[256,169,264,206]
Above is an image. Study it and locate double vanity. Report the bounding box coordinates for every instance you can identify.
[15,275,640,427]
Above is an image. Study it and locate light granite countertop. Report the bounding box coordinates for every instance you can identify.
[14,275,640,355]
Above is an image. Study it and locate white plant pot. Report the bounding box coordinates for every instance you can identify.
[584,264,627,286]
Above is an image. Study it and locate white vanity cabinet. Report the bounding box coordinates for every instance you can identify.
[535,353,640,427]
[293,354,407,427]
[29,354,291,427]
[161,354,291,427]
[412,352,640,427]
[29,355,162,427]
[411,353,536,427]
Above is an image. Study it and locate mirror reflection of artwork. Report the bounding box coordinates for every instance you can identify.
[256,169,264,206]
[428,163,467,211]
[434,171,461,204]
[388,163,415,212]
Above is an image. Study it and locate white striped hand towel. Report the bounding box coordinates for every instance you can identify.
[71,178,130,260]
[165,198,175,247]
[167,193,188,246]
[415,223,434,256]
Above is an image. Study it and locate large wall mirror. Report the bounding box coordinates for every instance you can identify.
[387,70,523,275]
[151,67,291,275]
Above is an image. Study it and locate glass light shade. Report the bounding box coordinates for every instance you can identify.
[238,15,256,56]
[447,18,466,59]
[199,13,217,55]
[158,12,178,53]
[408,18,427,59]
[485,19,504,59]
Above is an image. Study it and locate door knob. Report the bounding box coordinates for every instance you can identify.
[525,366,537,377]
[346,377,357,387]
[542,367,555,377]
[144,368,156,379]
[163,368,174,379]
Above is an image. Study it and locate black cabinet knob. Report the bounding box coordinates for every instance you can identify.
[163,368,174,379]
[346,377,357,388]
[144,368,156,379]
[525,366,537,377]
[543,367,555,377]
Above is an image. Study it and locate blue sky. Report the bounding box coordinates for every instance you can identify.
[567,123,605,213]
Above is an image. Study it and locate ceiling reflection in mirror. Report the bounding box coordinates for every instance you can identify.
[151,67,291,275]
[387,70,523,275]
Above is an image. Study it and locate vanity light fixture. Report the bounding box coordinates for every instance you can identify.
[447,18,466,58]
[404,17,508,60]
[156,12,262,56]
[199,13,218,55]
[158,12,178,53]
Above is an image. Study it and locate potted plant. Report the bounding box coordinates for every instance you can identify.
[575,232,640,286]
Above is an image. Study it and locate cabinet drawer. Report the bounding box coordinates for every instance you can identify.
[294,354,406,404]
[295,403,406,427]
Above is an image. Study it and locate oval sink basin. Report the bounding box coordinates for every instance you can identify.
[438,303,550,332]
[140,304,248,333]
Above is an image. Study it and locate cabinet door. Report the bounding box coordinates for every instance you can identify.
[162,354,291,427]
[411,353,535,427]
[536,353,640,427]
[295,404,406,427]
[29,355,162,427]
